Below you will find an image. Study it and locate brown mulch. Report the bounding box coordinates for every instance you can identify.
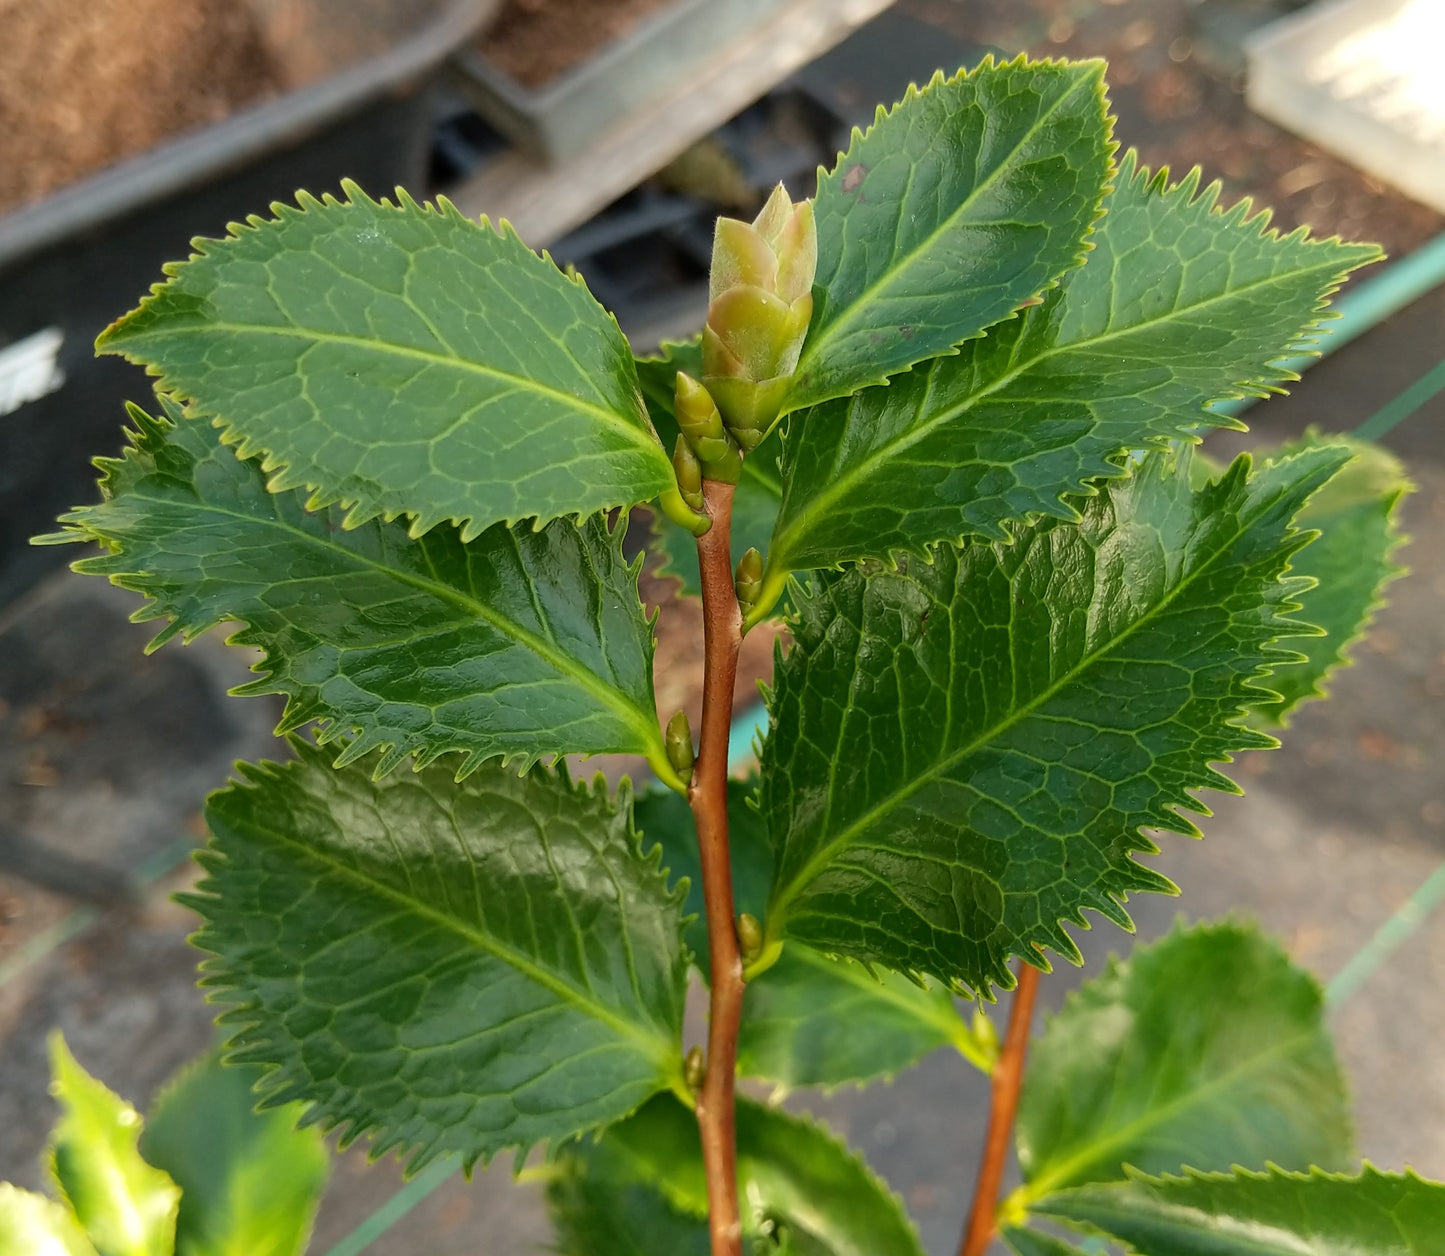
[901,0,1444,260]
[477,0,677,88]
[0,0,281,215]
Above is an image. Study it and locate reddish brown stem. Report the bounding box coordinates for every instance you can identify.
[959,962,1041,1256]
[690,478,745,1256]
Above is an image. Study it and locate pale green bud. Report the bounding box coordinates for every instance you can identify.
[674,372,742,482]
[684,1045,705,1090]
[665,709,695,777]
[734,547,763,609]
[737,912,763,962]
[672,436,704,512]
[703,183,816,446]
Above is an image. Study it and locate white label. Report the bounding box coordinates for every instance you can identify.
[0,327,66,417]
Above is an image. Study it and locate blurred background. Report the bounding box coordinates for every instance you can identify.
[0,0,1442,1251]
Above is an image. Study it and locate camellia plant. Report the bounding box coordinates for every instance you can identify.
[31,53,1441,1255]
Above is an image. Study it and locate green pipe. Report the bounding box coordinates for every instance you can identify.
[1355,357,1445,442]
[321,1158,458,1256]
[1212,229,1445,419]
[1326,859,1445,1007]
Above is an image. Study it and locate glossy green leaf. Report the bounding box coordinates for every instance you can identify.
[1035,1165,1445,1255]
[1016,921,1353,1200]
[635,339,704,449]
[1001,1227,1089,1256]
[769,153,1381,576]
[186,742,688,1171]
[140,1055,328,1256]
[0,1184,99,1256]
[47,1036,179,1256]
[760,444,1348,995]
[49,400,670,781]
[547,1163,712,1256]
[635,341,783,603]
[738,945,983,1089]
[634,783,982,1087]
[1250,433,1409,726]
[554,1095,926,1256]
[789,56,1114,412]
[97,183,671,539]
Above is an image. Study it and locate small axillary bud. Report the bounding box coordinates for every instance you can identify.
[672,436,705,512]
[684,1045,706,1091]
[665,709,695,777]
[702,182,817,450]
[674,372,742,483]
[734,547,763,610]
[736,912,764,962]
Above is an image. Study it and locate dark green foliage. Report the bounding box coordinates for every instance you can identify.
[793,57,1114,411]
[548,1096,926,1256]
[98,183,672,539]
[1249,433,1409,724]
[637,782,986,1087]
[759,445,1347,995]
[45,400,669,779]
[38,46,1428,1256]
[1001,1228,1090,1256]
[187,743,688,1171]
[770,154,1380,577]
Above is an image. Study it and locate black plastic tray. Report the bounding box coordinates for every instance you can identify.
[0,0,498,607]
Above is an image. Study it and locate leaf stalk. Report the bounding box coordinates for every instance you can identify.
[740,563,789,634]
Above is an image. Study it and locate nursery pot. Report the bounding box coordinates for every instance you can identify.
[0,0,500,608]
[451,0,794,163]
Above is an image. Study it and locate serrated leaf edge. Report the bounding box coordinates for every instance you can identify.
[181,740,688,1176]
[768,150,1382,584]
[1251,433,1411,727]
[1033,1160,1444,1239]
[579,1095,926,1252]
[96,180,669,542]
[788,53,1120,414]
[51,397,673,784]
[762,446,1353,995]
[1015,916,1353,1203]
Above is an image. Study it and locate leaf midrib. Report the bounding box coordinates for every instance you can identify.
[229,807,673,1059]
[111,320,662,458]
[796,68,1099,385]
[784,944,967,1044]
[1022,1026,1321,1202]
[1041,1197,1330,1256]
[770,473,1276,924]
[115,485,662,754]
[774,254,1352,568]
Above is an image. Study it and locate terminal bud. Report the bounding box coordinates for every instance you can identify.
[702,183,816,449]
